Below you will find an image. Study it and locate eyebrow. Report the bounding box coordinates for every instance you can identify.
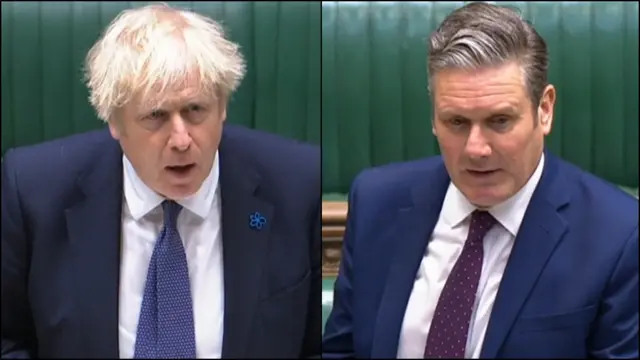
[438,106,520,119]
[142,98,208,111]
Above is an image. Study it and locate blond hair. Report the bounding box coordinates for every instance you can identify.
[84,3,246,122]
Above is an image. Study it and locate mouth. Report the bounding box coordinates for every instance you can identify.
[165,163,196,176]
[467,169,499,177]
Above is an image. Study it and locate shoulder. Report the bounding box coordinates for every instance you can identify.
[2,128,115,190]
[220,123,320,208]
[556,155,638,234]
[1,128,118,223]
[222,123,319,175]
[221,123,319,185]
[350,156,445,205]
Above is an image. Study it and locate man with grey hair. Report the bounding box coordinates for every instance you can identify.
[1,4,321,359]
[323,2,637,358]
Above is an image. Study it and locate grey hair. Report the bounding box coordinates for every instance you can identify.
[427,2,549,106]
[84,3,246,123]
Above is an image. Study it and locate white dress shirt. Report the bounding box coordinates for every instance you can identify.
[397,154,545,359]
[118,154,224,359]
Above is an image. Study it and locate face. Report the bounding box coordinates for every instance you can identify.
[110,82,226,200]
[431,61,555,208]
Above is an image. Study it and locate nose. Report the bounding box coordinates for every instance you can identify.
[464,125,492,159]
[167,114,192,152]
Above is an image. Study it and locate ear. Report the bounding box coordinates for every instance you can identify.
[538,84,556,135]
[108,120,121,140]
[218,96,228,123]
[431,115,438,136]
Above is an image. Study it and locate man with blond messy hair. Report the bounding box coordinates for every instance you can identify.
[1,4,321,359]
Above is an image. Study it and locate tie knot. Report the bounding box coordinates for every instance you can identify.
[468,210,496,244]
[162,200,182,229]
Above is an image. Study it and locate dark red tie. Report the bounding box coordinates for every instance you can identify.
[424,210,497,358]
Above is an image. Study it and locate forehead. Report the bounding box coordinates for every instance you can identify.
[432,62,528,114]
[136,81,214,111]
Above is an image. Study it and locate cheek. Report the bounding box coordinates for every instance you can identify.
[190,131,215,152]
[195,121,223,149]
[123,135,165,165]
[436,133,465,161]
[493,131,535,173]
[491,134,521,155]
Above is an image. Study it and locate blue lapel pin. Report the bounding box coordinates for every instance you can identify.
[249,212,267,230]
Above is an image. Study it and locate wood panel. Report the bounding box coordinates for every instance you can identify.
[322,201,347,276]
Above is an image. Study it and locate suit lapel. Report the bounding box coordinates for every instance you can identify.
[65,136,123,358]
[481,153,570,358]
[218,133,274,358]
[372,163,450,358]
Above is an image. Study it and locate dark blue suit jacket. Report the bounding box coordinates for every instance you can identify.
[323,151,638,358]
[1,124,321,358]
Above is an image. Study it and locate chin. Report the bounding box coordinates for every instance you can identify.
[158,171,208,199]
[462,186,511,209]
[468,197,500,209]
[158,183,200,200]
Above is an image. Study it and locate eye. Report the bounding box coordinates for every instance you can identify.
[449,117,467,127]
[147,109,167,120]
[490,116,511,130]
[181,104,209,124]
[188,104,203,112]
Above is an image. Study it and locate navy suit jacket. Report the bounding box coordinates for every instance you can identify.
[1,124,321,358]
[323,151,638,358]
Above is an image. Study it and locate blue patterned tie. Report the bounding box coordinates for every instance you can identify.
[134,200,197,358]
